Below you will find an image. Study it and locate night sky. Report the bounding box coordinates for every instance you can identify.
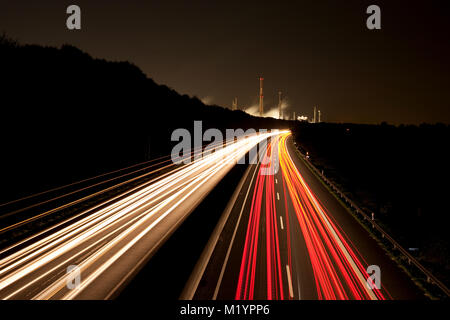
[1,0,449,124]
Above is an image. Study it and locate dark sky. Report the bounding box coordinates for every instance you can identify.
[1,0,449,124]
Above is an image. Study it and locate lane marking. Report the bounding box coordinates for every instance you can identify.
[279,216,284,230]
[275,178,278,184]
[286,265,294,298]
[276,192,280,200]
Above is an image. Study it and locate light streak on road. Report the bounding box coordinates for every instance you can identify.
[236,135,285,300]
[0,131,283,300]
[235,132,387,300]
[279,133,385,300]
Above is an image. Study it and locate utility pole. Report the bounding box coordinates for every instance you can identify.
[259,77,264,117]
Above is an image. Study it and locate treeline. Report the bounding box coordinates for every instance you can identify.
[0,35,290,203]
[292,122,450,284]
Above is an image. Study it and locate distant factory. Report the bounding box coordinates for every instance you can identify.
[229,76,322,123]
[297,107,321,123]
[310,106,321,123]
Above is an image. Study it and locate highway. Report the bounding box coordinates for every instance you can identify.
[183,132,424,300]
[0,130,426,300]
[0,131,281,299]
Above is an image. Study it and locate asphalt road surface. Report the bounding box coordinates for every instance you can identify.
[184,133,425,300]
[0,132,280,299]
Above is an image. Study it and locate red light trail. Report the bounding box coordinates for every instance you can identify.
[236,135,285,300]
[236,132,389,300]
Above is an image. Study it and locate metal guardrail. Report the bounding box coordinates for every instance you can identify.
[295,147,450,298]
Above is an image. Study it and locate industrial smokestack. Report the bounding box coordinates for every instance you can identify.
[318,110,321,123]
[259,77,264,117]
[293,111,296,121]
[313,106,317,123]
[232,97,238,110]
[278,91,282,119]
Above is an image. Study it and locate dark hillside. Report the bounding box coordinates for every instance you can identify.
[0,35,289,203]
